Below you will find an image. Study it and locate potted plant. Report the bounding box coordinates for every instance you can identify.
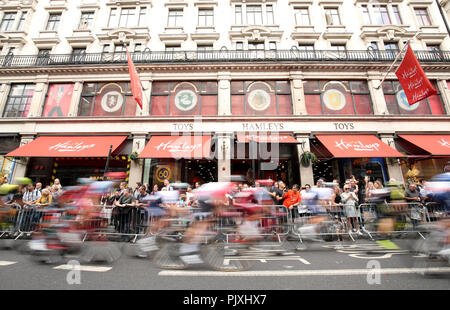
[300,151,317,167]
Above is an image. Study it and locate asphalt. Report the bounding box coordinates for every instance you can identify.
[0,238,449,291]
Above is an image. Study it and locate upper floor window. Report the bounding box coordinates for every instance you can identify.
[303,80,373,115]
[46,13,61,31]
[78,11,94,30]
[295,8,310,26]
[234,4,275,25]
[165,45,181,52]
[247,5,263,25]
[150,81,218,116]
[108,7,147,28]
[414,8,432,26]
[0,12,16,31]
[168,9,183,27]
[231,81,292,116]
[298,44,314,51]
[360,4,402,25]
[198,45,213,52]
[373,5,391,25]
[324,8,340,26]
[235,5,243,24]
[3,84,35,118]
[384,42,399,57]
[248,42,264,51]
[42,84,74,117]
[266,4,274,24]
[392,5,402,24]
[198,8,213,27]
[382,80,446,115]
[79,82,137,117]
[36,49,51,66]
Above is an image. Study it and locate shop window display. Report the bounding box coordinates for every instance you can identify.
[382,80,446,115]
[78,82,137,117]
[231,81,292,116]
[150,81,218,116]
[42,84,74,117]
[303,80,373,115]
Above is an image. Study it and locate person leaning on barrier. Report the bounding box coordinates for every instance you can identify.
[115,187,136,235]
[33,189,53,208]
[405,183,423,229]
[283,184,301,221]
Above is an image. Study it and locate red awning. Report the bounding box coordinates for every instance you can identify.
[139,136,212,159]
[236,134,299,143]
[316,135,404,158]
[6,136,127,157]
[398,135,450,156]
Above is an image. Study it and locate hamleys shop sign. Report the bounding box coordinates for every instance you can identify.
[334,139,380,152]
[155,140,202,153]
[49,141,96,152]
[438,138,450,148]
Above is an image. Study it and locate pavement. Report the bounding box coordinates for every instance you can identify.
[0,237,449,290]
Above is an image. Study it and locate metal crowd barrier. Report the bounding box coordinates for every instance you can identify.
[2,201,447,244]
[0,205,21,238]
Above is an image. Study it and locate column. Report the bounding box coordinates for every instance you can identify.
[368,76,389,115]
[0,83,11,115]
[137,74,152,116]
[437,79,450,114]
[68,81,82,117]
[127,133,147,187]
[294,132,314,187]
[218,72,231,116]
[290,71,307,115]
[10,135,35,181]
[378,132,405,185]
[27,78,48,117]
[217,132,232,182]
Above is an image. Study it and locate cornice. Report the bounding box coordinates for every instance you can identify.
[0,62,449,76]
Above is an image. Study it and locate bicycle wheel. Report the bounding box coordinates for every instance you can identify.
[202,243,253,272]
[153,242,187,270]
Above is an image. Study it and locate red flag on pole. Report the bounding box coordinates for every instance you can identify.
[395,45,437,106]
[126,50,144,110]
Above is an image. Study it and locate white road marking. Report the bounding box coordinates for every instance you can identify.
[224,256,311,265]
[53,265,112,272]
[158,267,450,277]
[0,261,17,266]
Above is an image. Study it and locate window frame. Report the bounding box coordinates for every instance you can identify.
[303,80,373,115]
[295,7,310,26]
[198,8,214,27]
[46,12,61,31]
[414,7,432,26]
[78,11,94,30]
[382,80,445,115]
[167,9,184,27]
[2,84,35,118]
[0,12,17,31]
[150,81,219,116]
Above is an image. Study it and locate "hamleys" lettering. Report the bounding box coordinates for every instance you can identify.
[155,141,202,153]
[438,139,450,148]
[334,139,380,152]
[49,141,96,152]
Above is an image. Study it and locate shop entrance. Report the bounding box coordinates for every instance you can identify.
[145,158,217,188]
[231,158,296,186]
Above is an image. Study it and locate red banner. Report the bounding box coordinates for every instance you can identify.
[395,45,437,105]
[127,50,143,110]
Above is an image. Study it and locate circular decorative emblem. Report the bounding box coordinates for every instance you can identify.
[101,91,123,113]
[248,89,271,111]
[156,167,171,182]
[323,89,346,111]
[396,90,419,111]
[175,90,197,111]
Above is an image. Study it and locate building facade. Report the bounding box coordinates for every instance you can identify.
[1,0,449,187]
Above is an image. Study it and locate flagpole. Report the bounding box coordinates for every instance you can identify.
[374,40,411,90]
